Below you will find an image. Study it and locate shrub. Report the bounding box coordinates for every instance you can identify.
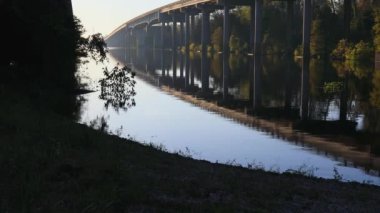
[331,39,353,60]
[345,41,373,61]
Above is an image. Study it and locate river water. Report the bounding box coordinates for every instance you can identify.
[78,48,380,185]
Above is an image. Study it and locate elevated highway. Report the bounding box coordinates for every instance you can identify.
[105,0,355,120]
[105,0,313,119]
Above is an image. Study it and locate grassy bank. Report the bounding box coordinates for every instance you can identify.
[1,91,380,212]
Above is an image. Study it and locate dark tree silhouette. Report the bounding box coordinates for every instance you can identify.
[99,65,136,112]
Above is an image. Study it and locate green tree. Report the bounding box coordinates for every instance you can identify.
[331,39,353,60]
[373,8,380,52]
[371,70,380,108]
[211,26,223,52]
[345,41,373,61]
[311,19,326,57]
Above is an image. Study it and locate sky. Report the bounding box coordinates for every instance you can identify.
[72,0,175,36]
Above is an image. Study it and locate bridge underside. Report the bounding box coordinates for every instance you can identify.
[106,0,334,120]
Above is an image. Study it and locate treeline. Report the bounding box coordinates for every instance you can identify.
[0,0,107,92]
[180,0,380,60]
[0,0,80,90]
[0,0,109,119]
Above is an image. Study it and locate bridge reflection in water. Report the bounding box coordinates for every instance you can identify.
[109,47,380,183]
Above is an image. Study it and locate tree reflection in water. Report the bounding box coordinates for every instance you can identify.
[99,64,136,112]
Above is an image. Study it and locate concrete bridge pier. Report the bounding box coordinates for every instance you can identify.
[135,28,141,50]
[146,25,152,50]
[160,21,166,77]
[147,24,159,50]
[125,28,129,49]
[184,12,190,88]
[161,21,166,49]
[125,28,131,61]
[131,28,136,50]
[190,14,195,43]
[285,0,294,110]
[184,12,191,55]
[170,12,185,52]
[161,52,166,77]
[249,2,255,54]
[172,49,178,84]
[170,14,178,84]
[339,0,351,121]
[300,0,312,120]
[135,27,147,52]
[129,29,134,64]
[201,8,211,93]
[180,21,184,48]
[180,52,184,79]
[172,14,178,52]
[124,28,129,62]
[189,14,196,87]
[344,0,352,39]
[144,25,149,50]
[249,2,255,102]
[340,74,348,121]
[253,0,263,111]
[122,28,127,49]
[223,4,231,100]
[178,14,185,79]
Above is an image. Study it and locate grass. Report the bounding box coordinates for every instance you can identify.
[1,89,380,212]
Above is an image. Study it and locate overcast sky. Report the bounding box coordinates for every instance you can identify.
[72,0,175,36]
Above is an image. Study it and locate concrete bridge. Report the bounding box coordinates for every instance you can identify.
[105,0,353,120]
[106,0,307,56]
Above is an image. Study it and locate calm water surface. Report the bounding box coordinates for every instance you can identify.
[78,48,380,185]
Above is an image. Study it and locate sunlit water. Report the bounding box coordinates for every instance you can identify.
[78,53,380,186]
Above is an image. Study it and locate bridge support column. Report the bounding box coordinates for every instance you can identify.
[172,15,178,52]
[223,5,231,100]
[185,12,190,88]
[130,28,135,63]
[285,0,294,110]
[124,28,129,62]
[253,0,263,111]
[161,50,166,77]
[190,14,195,43]
[300,0,311,120]
[185,13,190,52]
[180,52,184,79]
[146,25,153,50]
[344,0,352,39]
[172,49,177,84]
[249,3,255,54]
[136,28,141,50]
[161,22,166,76]
[161,21,165,49]
[201,10,211,93]
[340,74,348,121]
[172,15,178,84]
[125,28,129,48]
[127,28,133,62]
[190,14,195,87]
[249,2,255,102]
[180,21,184,48]
[135,27,146,52]
[190,59,195,86]
[144,25,149,50]
[179,20,184,79]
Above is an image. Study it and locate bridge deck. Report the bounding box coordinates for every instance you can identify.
[106,0,217,39]
[160,0,216,13]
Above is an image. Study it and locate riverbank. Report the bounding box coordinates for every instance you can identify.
[1,91,380,212]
